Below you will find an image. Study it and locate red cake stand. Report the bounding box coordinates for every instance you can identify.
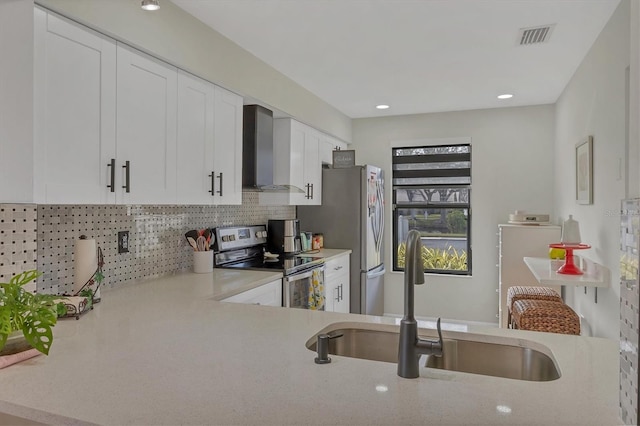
[549,243,591,275]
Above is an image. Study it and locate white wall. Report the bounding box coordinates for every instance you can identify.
[0,0,34,202]
[554,0,630,340]
[630,0,640,199]
[352,105,555,323]
[35,0,351,143]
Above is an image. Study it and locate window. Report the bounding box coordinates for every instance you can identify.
[392,144,471,275]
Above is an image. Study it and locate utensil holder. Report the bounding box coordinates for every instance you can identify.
[193,251,213,274]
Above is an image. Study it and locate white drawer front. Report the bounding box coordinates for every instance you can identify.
[324,254,350,280]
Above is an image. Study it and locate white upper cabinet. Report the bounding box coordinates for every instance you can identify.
[176,70,215,204]
[319,133,349,166]
[34,9,117,204]
[302,129,321,205]
[213,85,243,205]
[268,118,321,205]
[175,73,243,205]
[116,44,177,204]
[34,8,245,206]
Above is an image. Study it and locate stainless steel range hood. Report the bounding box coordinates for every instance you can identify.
[242,105,303,193]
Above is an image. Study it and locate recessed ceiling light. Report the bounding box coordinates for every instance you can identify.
[497,94,513,99]
[376,104,390,110]
[141,0,160,11]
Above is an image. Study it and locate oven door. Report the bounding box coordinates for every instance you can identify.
[284,265,325,310]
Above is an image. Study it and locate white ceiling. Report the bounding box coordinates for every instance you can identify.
[171,0,620,119]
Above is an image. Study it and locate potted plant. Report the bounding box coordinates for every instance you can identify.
[0,270,64,356]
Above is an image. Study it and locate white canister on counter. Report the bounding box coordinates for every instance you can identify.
[193,251,213,274]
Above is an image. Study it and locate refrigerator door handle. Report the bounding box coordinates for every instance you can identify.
[374,179,385,253]
[367,266,386,279]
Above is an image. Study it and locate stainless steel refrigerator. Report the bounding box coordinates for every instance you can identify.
[298,165,385,315]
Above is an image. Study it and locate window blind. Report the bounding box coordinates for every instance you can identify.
[392,144,471,186]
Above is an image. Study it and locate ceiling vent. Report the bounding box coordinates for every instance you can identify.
[517,24,555,45]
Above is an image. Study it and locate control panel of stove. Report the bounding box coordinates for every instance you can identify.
[215,225,267,251]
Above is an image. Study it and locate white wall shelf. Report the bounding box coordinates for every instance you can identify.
[523,256,610,303]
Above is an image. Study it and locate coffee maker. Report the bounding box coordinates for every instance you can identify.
[267,219,301,255]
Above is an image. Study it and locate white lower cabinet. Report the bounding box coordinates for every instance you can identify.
[221,279,282,307]
[323,254,350,313]
[497,224,561,327]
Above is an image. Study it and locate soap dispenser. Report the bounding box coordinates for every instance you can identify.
[561,215,581,245]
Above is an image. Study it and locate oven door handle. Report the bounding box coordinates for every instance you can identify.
[285,265,325,282]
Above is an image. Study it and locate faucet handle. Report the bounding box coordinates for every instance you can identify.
[435,318,444,356]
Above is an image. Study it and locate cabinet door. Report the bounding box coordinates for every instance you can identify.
[176,70,215,204]
[34,9,116,204]
[302,129,321,205]
[333,272,350,313]
[116,44,177,204]
[320,135,348,166]
[213,86,243,205]
[325,254,351,313]
[287,121,307,205]
[497,225,561,327]
[320,138,334,165]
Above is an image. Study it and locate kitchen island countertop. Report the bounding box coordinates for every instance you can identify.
[0,270,621,425]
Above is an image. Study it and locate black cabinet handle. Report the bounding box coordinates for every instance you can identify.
[310,183,314,200]
[208,172,215,196]
[122,161,130,193]
[107,158,115,192]
[216,172,223,196]
[305,183,311,199]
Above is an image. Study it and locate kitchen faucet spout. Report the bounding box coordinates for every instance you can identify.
[397,230,443,379]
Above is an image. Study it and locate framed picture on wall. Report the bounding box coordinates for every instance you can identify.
[576,136,593,205]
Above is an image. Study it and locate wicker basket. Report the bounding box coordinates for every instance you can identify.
[507,286,562,327]
[511,299,581,335]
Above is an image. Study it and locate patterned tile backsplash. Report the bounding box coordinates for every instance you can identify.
[0,204,38,292]
[0,193,294,295]
[620,199,640,425]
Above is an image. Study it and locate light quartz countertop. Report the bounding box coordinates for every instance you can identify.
[0,268,621,425]
[296,248,352,262]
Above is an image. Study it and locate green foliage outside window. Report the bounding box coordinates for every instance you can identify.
[397,243,468,271]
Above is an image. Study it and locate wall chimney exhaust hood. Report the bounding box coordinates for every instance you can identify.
[242,105,303,193]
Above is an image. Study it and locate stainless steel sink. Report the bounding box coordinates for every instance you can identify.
[307,324,561,381]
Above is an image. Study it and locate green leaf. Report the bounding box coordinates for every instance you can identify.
[0,307,11,335]
[0,270,60,355]
[8,270,42,287]
[23,314,55,355]
[56,302,67,317]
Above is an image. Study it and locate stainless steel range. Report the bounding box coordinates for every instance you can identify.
[213,225,326,310]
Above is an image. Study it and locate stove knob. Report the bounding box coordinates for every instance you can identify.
[221,236,229,242]
[230,235,236,241]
